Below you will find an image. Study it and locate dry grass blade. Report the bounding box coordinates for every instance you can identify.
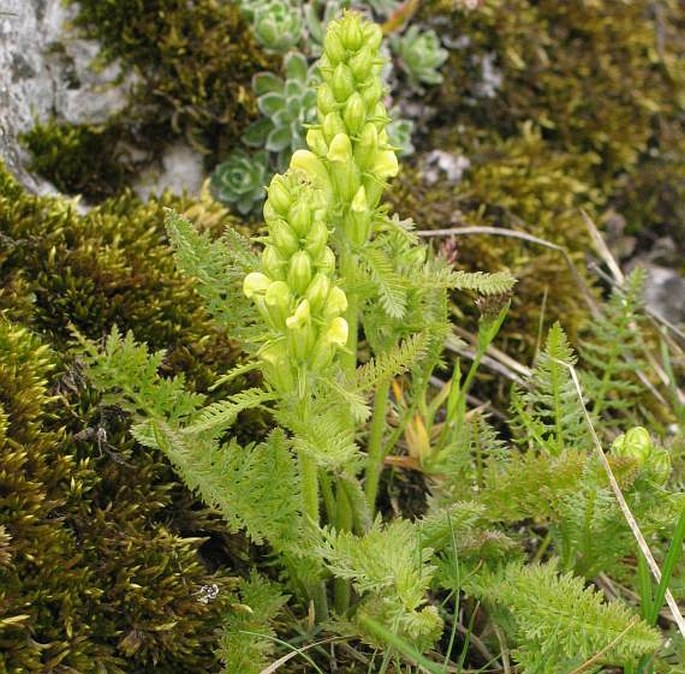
[581,209,625,285]
[554,357,685,638]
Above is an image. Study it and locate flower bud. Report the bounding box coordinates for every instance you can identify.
[316,246,336,275]
[270,219,300,256]
[285,298,311,330]
[332,63,355,102]
[260,340,294,392]
[264,280,293,328]
[310,317,349,370]
[304,272,331,313]
[349,46,374,81]
[340,14,363,51]
[612,426,652,465]
[262,244,288,280]
[648,447,671,484]
[288,200,312,237]
[354,122,378,169]
[346,185,371,244]
[327,133,353,163]
[291,150,333,201]
[316,83,338,116]
[287,250,313,295]
[343,92,366,135]
[262,200,280,225]
[362,22,383,51]
[323,285,348,318]
[325,316,349,346]
[243,272,271,298]
[306,128,329,157]
[305,218,329,259]
[323,27,346,64]
[360,78,382,112]
[372,149,399,179]
[267,175,292,215]
[322,112,347,144]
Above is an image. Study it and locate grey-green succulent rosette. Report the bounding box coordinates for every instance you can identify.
[390,25,449,89]
[243,52,320,170]
[209,149,270,215]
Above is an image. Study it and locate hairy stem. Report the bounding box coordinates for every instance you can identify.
[365,378,391,514]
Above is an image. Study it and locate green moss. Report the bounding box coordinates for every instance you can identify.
[424,0,682,186]
[20,118,135,200]
[66,0,278,162]
[0,163,264,671]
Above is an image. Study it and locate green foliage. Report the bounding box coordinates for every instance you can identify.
[511,322,590,456]
[210,149,271,215]
[579,268,649,422]
[219,575,288,674]
[319,519,443,650]
[480,562,662,673]
[72,10,683,672]
[390,26,449,89]
[20,119,133,200]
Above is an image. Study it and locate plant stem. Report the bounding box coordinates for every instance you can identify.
[334,480,353,614]
[364,378,391,514]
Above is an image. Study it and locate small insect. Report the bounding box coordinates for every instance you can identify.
[193,583,220,605]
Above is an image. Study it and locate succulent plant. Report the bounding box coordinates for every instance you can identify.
[243,52,320,170]
[210,149,271,215]
[251,0,305,53]
[390,25,449,89]
[387,113,415,156]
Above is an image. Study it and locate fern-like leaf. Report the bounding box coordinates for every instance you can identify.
[165,211,260,339]
[220,574,287,674]
[480,562,662,673]
[358,244,408,319]
[446,270,517,295]
[355,333,428,392]
[512,322,589,456]
[182,387,276,437]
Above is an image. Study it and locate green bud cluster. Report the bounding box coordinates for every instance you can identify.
[304,11,400,246]
[611,426,671,484]
[244,170,349,395]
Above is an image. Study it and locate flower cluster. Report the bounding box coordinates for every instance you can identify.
[244,170,348,395]
[305,11,399,245]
